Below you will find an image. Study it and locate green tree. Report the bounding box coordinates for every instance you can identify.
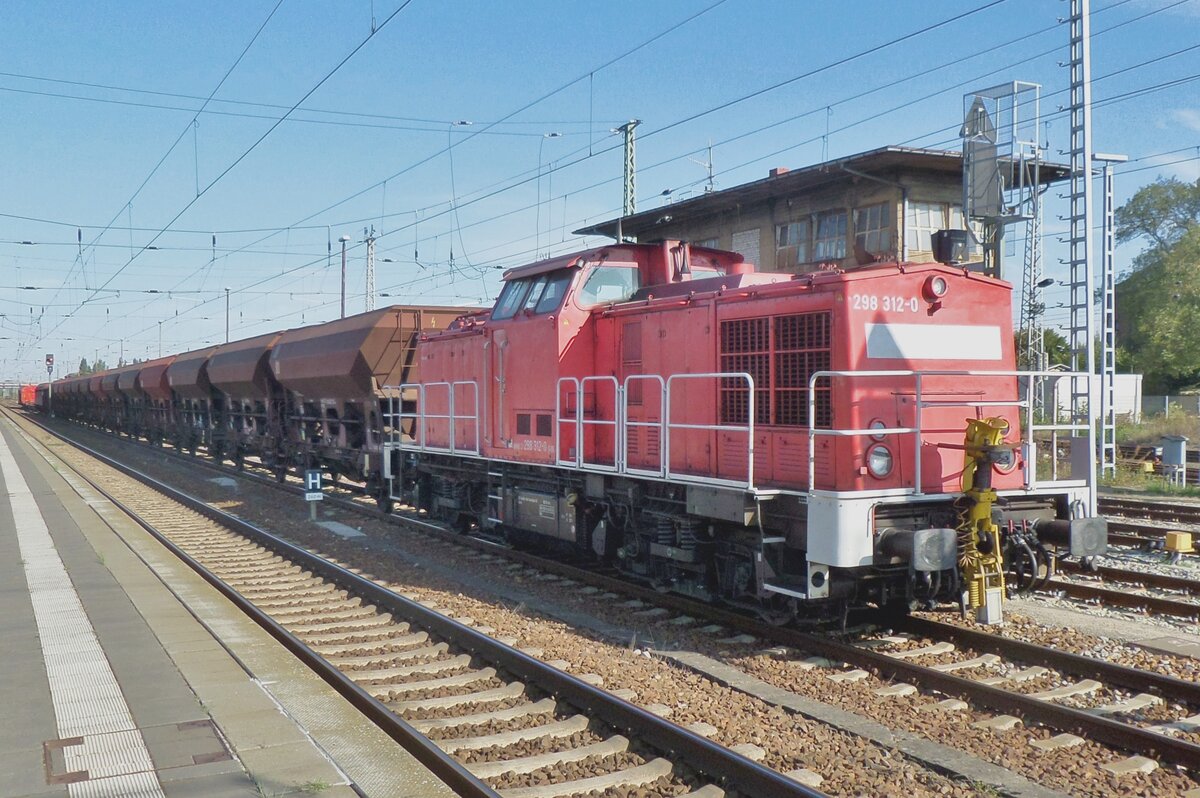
[1116,176,1200,271]
[78,357,91,375]
[1014,328,1071,370]
[1116,225,1200,392]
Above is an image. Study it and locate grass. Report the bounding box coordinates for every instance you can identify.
[1116,406,1200,446]
[1102,468,1200,497]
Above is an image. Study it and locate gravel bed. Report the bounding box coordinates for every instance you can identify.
[488,751,649,790]
[582,778,690,798]
[458,729,606,764]
[38,423,1097,797]
[424,711,567,741]
[338,654,447,674]
[401,695,529,721]
[384,676,506,702]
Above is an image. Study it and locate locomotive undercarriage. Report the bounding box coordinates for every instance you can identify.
[403,454,976,622]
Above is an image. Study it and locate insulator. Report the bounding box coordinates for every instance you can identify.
[678,519,700,552]
[655,518,675,546]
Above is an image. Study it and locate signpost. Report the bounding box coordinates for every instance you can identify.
[46,354,54,417]
[304,469,323,520]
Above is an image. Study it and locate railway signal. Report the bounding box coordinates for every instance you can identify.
[305,469,323,520]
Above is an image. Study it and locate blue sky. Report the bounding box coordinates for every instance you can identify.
[1,0,1197,380]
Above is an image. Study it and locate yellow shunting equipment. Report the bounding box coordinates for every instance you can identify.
[958,417,1011,625]
[1166,531,1195,554]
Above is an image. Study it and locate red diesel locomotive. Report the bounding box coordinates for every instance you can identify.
[388,240,1105,621]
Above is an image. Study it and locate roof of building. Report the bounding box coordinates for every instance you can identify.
[575,145,1071,239]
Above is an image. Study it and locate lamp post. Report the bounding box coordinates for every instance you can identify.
[158,321,163,357]
[537,132,562,258]
[338,235,351,319]
[224,287,231,343]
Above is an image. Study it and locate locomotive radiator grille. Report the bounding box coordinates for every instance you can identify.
[720,312,832,428]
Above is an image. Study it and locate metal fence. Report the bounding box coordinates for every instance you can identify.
[1143,395,1200,418]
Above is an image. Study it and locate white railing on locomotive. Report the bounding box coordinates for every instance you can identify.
[555,376,619,472]
[665,372,756,491]
[379,385,409,445]
[621,374,666,479]
[392,381,481,456]
[806,369,1096,496]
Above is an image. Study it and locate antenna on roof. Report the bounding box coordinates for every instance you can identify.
[688,141,715,193]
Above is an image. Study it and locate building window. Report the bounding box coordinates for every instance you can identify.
[907,202,981,256]
[906,201,945,253]
[775,220,810,270]
[853,202,891,257]
[813,211,847,261]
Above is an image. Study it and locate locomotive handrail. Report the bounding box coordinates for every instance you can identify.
[390,381,481,457]
[555,376,620,472]
[665,372,755,491]
[622,374,666,479]
[806,368,1097,499]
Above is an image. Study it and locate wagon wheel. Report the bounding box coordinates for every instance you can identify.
[376,492,395,515]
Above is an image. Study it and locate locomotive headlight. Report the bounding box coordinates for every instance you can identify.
[922,275,949,302]
[866,445,893,478]
[992,445,1018,474]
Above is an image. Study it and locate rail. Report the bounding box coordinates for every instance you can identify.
[807,369,1097,501]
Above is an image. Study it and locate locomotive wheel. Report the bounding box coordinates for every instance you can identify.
[376,493,395,514]
[274,462,288,483]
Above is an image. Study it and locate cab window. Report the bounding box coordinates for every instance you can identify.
[522,276,548,311]
[491,268,576,319]
[491,279,532,320]
[534,270,573,313]
[577,265,640,307]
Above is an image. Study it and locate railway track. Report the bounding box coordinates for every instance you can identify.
[18,410,1200,792]
[6,410,818,798]
[1099,496,1200,526]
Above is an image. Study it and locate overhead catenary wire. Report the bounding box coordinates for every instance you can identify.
[28,0,1190,360]
[100,45,1200,352]
[33,0,419,349]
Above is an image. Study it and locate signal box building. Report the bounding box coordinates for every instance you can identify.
[578,146,1069,276]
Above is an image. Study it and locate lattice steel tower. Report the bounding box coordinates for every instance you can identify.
[364,226,377,312]
[1018,183,1047,380]
[619,120,641,218]
[1066,0,1098,508]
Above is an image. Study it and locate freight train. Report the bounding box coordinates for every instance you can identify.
[35,239,1106,623]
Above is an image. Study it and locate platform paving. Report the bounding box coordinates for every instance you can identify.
[0,417,455,797]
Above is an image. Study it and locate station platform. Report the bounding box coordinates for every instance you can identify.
[0,415,456,798]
